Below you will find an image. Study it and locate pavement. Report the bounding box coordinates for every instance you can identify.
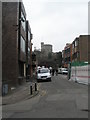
[2,79,40,105]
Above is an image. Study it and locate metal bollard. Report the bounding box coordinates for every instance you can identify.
[30,85,32,95]
[35,82,37,91]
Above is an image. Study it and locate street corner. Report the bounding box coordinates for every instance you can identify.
[25,90,39,100]
[37,83,42,90]
[27,82,42,98]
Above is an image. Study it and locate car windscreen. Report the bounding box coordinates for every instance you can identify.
[63,68,68,71]
[38,69,49,73]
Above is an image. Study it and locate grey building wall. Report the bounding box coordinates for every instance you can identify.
[41,42,52,56]
[2,2,27,93]
[2,2,19,91]
[0,2,2,96]
[26,20,32,77]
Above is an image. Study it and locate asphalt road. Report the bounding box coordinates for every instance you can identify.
[2,74,88,118]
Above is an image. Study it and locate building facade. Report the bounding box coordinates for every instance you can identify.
[26,20,33,78]
[72,35,90,62]
[18,2,26,79]
[2,2,32,94]
[62,35,90,68]
[62,43,72,68]
[72,37,79,62]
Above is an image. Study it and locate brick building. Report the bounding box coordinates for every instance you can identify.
[72,35,90,62]
[62,43,72,68]
[62,35,90,68]
[72,37,79,62]
[2,2,32,94]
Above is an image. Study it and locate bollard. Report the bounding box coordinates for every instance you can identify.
[30,85,32,95]
[35,82,37,91]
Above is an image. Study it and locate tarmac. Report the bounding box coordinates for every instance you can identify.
[2,79,39,105]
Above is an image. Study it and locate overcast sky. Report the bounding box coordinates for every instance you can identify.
[23,0,89,52]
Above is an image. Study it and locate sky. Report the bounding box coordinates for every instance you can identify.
[23,0,89,52]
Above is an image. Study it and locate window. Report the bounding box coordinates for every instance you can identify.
[28,47,30,52]
[28,47,30,57]
[72,43,74,49]
[28,48,30,59]
[21,12,26,31]
[28,31,30,41]
[75,40,78,47]
[21,36,25,52]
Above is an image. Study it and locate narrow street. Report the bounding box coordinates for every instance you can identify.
[1,1,89,119]
[2,74,88,118]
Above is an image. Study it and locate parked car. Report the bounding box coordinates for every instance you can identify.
[37,68,51,82]
[58,68,68,75]
[62,68,68,75]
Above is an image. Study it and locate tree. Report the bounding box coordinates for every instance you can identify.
[56,52,62,67]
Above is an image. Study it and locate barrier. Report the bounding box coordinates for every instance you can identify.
[70,62,89,85]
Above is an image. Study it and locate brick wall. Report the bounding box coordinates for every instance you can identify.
[2,2,19,90]
[79,35,88,62]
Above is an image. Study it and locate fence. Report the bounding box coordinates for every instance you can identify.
[70,61,89,85]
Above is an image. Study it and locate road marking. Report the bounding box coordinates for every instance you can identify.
[40,90,47,96]
[37,83,41,90]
